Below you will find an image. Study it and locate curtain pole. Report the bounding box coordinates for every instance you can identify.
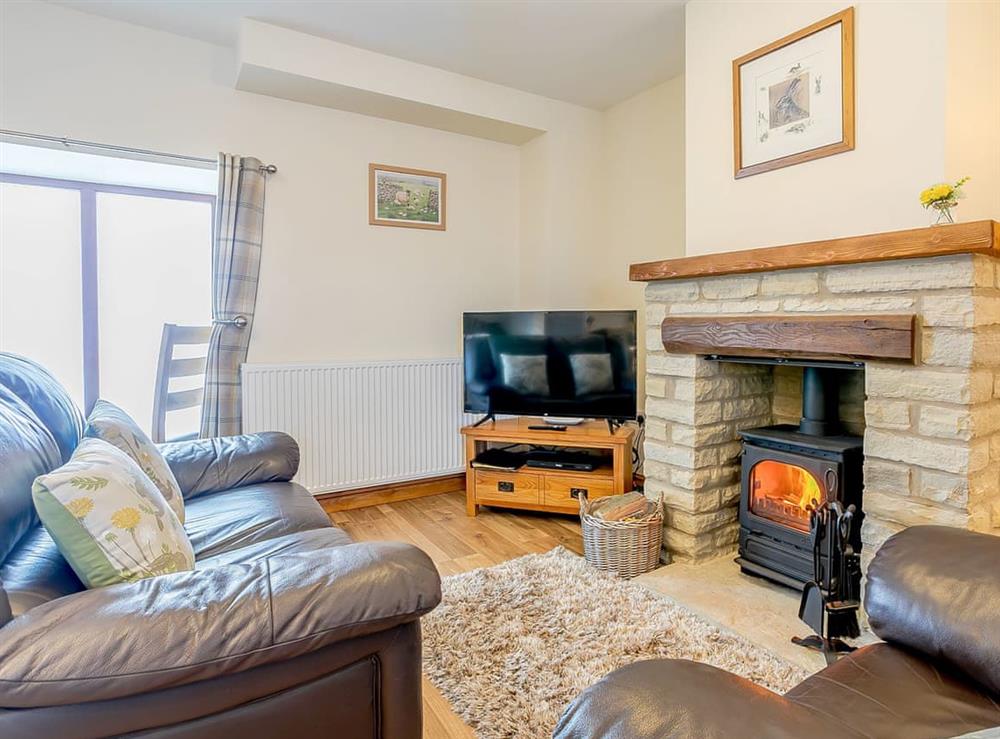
[0,129,278,174]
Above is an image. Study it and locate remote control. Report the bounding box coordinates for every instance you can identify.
[527,424,567,431]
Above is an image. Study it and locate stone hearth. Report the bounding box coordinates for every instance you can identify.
[640,251,1000,565]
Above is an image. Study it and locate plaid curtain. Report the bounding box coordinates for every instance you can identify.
[200,154,267,438]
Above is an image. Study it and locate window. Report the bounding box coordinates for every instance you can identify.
[0,142,215,437]
[748,459,823,532]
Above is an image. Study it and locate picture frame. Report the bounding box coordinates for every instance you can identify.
[732,7,855,179]
[369,163,447,230]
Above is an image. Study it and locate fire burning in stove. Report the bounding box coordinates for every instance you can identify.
[749,460,823,532]
[737,367,864,588]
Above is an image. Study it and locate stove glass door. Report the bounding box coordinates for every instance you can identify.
[748,459,824,532]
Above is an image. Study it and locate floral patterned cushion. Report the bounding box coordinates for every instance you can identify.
[84,400,185,523]
[32,438,195,589]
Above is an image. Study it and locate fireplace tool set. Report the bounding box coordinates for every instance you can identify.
[792,500,862,664]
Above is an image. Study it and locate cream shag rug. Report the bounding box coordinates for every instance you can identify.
[422,548,809,739]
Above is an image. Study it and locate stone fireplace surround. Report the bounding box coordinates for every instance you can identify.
[635,223,1000,566]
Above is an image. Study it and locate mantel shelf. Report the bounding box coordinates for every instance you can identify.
[630,220,1000,282]
[661,314,916,363]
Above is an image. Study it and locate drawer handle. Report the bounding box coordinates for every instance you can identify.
[570,488,587,499]
[497,481,514,493]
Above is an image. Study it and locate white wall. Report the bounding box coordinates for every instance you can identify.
[511,74,685,417]
[230,16,627,321]
[0,0,521,364]
[0,0,687,421]
[517,112,606,308]
[601,76,685,309]
[599,76,686,407]
[685,0,954,255]
[516,76,685,320]
[946,0,1000,222]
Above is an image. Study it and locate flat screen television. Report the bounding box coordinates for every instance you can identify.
[463,310,637,420]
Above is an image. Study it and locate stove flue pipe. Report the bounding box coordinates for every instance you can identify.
[799,367,841,436]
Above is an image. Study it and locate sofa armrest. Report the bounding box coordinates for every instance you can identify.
[0,541,441,708]
[866,525,1000,695]
[159,431,299,499]
[554,660,839,739]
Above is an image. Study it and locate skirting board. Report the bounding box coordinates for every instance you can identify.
[318,473,466,513]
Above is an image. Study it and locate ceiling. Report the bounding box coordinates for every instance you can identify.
[49,0,686,110]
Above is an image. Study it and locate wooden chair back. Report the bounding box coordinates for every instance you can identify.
[151,324,212,443]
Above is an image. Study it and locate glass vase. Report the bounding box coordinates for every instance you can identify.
[930,203,955,226]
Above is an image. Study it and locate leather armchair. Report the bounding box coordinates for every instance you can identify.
[0,353,441,738]
[555,525,1000,739]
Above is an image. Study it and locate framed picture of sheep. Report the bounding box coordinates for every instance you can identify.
[369,163,446,230]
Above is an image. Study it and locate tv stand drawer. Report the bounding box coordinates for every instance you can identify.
[474,470,540,505]
[543,475,615,510]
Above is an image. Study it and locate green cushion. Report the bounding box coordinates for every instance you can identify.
[32,438,195,589]
[85,399,185,523]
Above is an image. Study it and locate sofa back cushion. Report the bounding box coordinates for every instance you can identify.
[0,353,83,564]
[1,528,84,615]
[865,525,1000,695]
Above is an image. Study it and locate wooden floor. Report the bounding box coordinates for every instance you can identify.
[325,491,584,739]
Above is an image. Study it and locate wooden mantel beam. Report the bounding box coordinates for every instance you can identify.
[631,220,1000,282]
[661,314,916,363]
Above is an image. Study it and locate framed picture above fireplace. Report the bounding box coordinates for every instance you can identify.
[732,7,855,179]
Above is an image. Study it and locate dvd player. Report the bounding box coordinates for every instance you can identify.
[524,450,597,472]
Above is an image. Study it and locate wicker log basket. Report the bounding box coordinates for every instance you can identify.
[579,492,664,579]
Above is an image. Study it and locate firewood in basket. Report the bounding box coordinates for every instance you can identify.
[592,492,652,521]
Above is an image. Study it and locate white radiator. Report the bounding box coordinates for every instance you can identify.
[241,359,476,495]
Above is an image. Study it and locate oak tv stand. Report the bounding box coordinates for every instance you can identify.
[460,417,636,517]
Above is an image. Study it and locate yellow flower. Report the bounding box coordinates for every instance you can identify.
[920,177,970,207]
[111,506,142,530]
[66,497,94,519]
[920,183,953,206]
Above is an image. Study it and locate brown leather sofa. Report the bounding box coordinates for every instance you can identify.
[0,353,442,738]
[555,525,1000,738]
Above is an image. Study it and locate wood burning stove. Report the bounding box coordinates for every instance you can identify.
[734,364,864,589]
